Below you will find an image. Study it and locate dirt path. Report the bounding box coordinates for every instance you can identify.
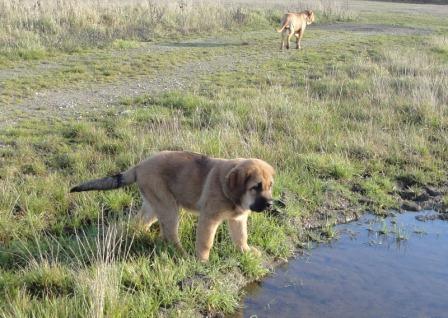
[0,22,431,127]
[0,30,342,126]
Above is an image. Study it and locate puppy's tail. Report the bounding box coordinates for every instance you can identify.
[70,167,137,193]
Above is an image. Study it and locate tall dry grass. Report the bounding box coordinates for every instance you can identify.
[0,0,355,59]
[1,210,136,318]
[293,0,356,21]
[0,0,267,57]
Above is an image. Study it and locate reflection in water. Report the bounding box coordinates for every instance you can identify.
[232,212,448,318]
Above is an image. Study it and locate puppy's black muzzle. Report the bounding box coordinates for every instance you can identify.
[250,197,274,212]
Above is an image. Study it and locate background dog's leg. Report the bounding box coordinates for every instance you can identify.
[195,215,221,261]
[228,216,249,252]
[286,28,294,49]
[280,31,285,50]
[297,28,304,49]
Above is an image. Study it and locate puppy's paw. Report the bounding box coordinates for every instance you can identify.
[248,246,262,257]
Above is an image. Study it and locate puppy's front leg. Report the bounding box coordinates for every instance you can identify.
[228,215,261,256]
[195,215,221,262]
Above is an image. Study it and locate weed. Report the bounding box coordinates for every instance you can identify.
[392,223,408,241]
[379,220,389,235]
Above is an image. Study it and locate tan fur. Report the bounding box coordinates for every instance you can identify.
[277,10,315,50]
[71,151,275,262]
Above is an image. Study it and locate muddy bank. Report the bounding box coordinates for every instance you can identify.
[270,182,448,231]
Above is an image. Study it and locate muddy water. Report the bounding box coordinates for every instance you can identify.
[233,211,448,318]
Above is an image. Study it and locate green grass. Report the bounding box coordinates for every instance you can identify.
[1,4,448,318]
[360,10,448,30]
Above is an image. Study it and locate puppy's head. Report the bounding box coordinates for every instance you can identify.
[225,159,275,212]
[305,10,315,25]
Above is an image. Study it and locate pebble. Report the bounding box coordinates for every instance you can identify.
[401,201,422,212]
[425,186,442,197]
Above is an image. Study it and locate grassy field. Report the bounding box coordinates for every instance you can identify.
[1,0,448,317]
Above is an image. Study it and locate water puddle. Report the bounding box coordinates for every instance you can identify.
[232,211,448,318]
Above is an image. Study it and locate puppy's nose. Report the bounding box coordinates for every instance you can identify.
[266,200,273,209]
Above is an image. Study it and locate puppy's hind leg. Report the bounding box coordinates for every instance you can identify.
[135,199,158,231]
[153,199,186,256]
[195,214,222,262]
[159,208,185,255]
[140,187,186,256]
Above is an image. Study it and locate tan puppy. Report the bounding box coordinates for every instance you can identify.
[71,151,275,261]
[277,10,315,50]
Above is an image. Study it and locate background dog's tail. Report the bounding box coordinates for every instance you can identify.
[276,24,286,32]
[276,19,288,33]
[70,167,137,193]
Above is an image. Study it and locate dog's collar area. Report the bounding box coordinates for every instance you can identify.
[222,179,241,208]
[222,185,245,213]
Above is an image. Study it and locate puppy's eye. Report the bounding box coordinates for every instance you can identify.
[251,183,262,191]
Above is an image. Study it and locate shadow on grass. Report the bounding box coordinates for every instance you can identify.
[314,23,432,35]
[161,41,250,48]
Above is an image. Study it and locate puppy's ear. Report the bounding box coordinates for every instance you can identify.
[226,166,248,205]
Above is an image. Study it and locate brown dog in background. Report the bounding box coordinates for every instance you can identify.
[71,151,275,261]
[277,10,315,50]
